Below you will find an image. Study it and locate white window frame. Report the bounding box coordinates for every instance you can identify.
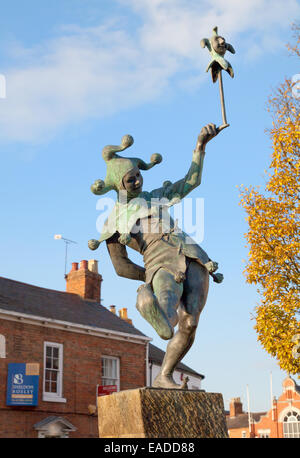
[101,356,120,391]
[283,411,300,438]
[0,334,5,358]
[43,342,66,403]
[258,429,270,438]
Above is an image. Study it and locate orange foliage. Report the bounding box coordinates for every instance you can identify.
[240,26,300,375]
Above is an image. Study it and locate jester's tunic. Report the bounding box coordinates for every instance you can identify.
[131,215,210,284]
[98,184,210,285]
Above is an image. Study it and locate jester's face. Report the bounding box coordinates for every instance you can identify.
[212,35,226,56]
[122,166,144,197]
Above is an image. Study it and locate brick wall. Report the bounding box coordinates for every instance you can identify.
[228,427,250,438]
[0,318,147,438]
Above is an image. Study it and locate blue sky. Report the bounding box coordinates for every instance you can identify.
[0,0,299,412]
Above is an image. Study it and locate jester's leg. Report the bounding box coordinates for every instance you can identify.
[152,268,184,328]
[136,267,183,340]
[153,262,209,390]
[147,268,186,389]
[136,282,174,341]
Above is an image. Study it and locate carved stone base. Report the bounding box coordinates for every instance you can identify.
[98,387,229,438]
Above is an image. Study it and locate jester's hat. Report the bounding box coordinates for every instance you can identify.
[91,134,162,196]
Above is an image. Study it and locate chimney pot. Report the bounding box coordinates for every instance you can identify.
[118,308,132,325]
[71,262,79,271]
[80,260,88,270]
[88,259,98,273]
[109,305,116,314]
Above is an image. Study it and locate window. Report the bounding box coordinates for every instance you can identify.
[43,342,65,402]
[0,335,5,358]
[259,432,270,438]
[283,411,300,438]
[101,356,120,390]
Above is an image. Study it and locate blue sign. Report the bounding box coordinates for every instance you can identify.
[6,363,39,406]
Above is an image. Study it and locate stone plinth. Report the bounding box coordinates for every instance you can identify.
[98,387,228,438]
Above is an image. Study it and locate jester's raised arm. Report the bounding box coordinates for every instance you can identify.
[151,123,227,202]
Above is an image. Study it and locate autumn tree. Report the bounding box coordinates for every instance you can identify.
[240,25,300,376]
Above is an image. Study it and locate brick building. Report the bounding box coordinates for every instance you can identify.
[0,259,205,438]
[0,260,150,438]
[226,376,300,438]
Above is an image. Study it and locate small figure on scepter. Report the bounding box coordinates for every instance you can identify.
[201,26,235,126]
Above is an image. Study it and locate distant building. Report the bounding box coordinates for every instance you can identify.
[226,376,300,438]
[226,397,266,438]
[0,259,205,438]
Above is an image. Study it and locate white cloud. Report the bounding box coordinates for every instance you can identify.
[0,0,298,144]
[0,23,179,143]
[125,0,299,55]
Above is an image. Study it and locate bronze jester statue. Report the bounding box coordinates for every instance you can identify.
[88,124,225,389]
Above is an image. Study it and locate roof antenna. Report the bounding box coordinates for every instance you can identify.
[54,235,77,278]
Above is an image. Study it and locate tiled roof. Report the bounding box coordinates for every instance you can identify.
[148,343,204,379]
[0,276,146,338]
[226,412,267,429]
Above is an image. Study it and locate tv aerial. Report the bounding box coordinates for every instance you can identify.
[54,234,77,278]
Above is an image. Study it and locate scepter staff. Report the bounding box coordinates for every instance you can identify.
[201,26,235,131]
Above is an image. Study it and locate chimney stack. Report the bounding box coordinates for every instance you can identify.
[229,397,243,417]
[66,259,102,302]
[118,308,132,325]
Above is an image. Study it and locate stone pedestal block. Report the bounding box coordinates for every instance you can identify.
[98,387,228,438]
